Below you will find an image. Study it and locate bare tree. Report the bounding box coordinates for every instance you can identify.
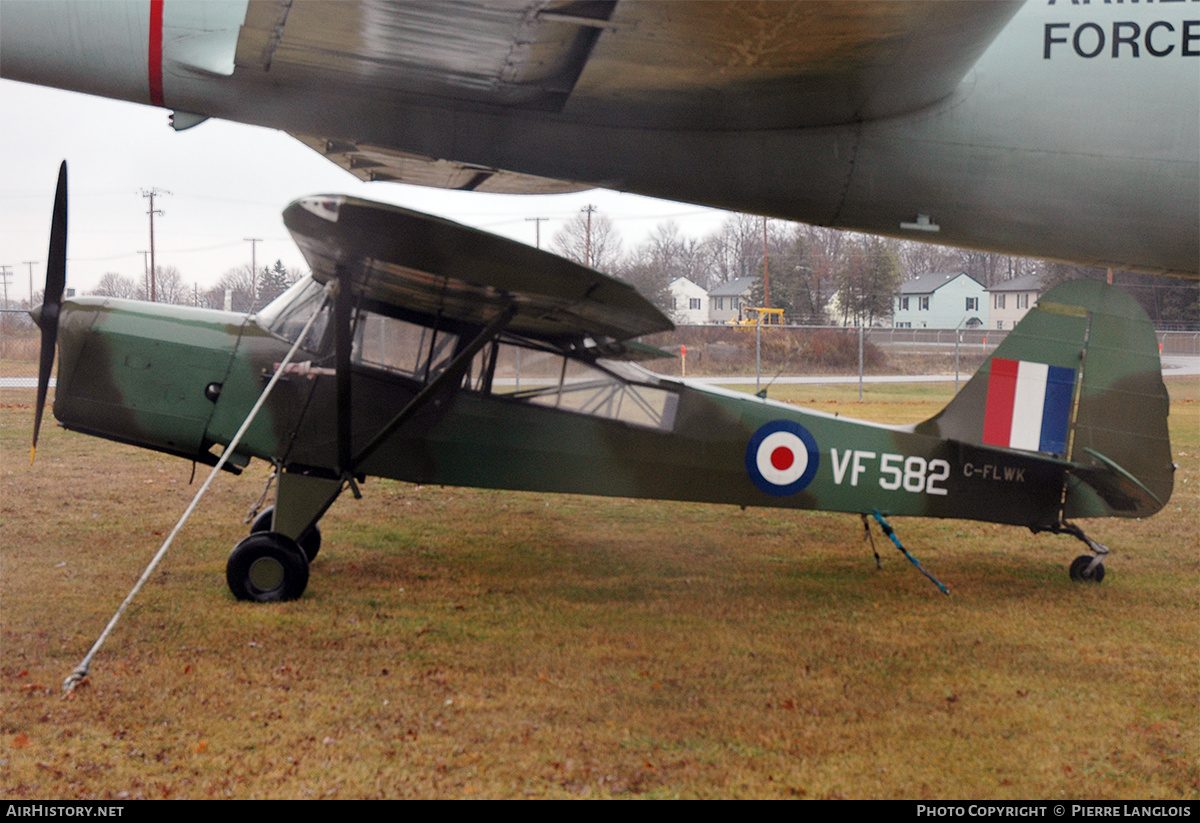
[552,211,622,272]
[704,214,763,285]
[93,272,141,299]
[896,239,964,279]
[153,265,189,305]
[206,264,257,312]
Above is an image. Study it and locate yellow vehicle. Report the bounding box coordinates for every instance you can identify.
[727,307,785,328]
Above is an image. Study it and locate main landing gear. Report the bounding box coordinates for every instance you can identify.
[226,469,347,602]
[1036,521,1109,584]
[227,532,310,602]
[226,506,324,603]
[250,505,322,561]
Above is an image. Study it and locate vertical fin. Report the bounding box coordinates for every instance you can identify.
[915,281,1172,517]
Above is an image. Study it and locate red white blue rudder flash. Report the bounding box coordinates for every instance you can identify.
[746,420,820,496]
[982,358,1076,455]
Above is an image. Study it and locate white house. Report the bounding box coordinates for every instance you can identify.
[893,272,986,329]
[987,274,1045,330]
[668,277,708,325]
[707,277,756,324]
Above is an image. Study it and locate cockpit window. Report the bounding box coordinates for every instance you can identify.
[258,277,330,350]
[353,310,458,381]
[475,340,678,431]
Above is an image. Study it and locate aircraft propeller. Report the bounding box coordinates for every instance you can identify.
[31,161,68,463]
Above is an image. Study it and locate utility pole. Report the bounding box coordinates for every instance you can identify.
[524,217,548,250]
[245,237,262,303]
[141,189,169,301]
[138,251,150,299]
[581,204,597,267]
[762,216,770,309]
[23,261,38,305]
[0,265,11,311]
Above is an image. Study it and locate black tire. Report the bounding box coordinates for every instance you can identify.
[250,505,321,562]
[227,532,309,602]
[250,506,274,534]
[1069,554,1105,583]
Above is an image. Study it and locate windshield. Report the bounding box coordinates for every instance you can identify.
[257,277,330,350]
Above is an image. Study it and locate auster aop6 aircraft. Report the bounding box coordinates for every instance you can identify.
[1,0,1197,277]
[30,165,1174,601]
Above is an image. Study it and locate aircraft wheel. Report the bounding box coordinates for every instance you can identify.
[250,506,274,534]
[227,532,309,602]
[250,506,321,562]
[1069,554,1105,583]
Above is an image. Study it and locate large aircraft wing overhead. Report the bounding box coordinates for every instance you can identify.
[243,0,1022,129]
[282,196,674,343]
[249,0,1024,190]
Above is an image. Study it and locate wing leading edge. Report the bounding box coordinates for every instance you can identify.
[282,196,673,344]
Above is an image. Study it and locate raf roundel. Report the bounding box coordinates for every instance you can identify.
[745,420,820,496]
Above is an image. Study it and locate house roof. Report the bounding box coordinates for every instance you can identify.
[987,273,1046,292]
[708,277,756,297]
[897,271,982,295]
[669,276,705,292]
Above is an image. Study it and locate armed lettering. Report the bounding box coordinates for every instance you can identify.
[1045,20,1200,57]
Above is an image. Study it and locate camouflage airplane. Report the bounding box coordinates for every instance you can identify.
[32,166,1174,601]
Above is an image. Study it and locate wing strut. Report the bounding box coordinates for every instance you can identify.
[352,305,516,470]
[334,269,354,479]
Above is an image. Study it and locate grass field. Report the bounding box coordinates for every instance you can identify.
[1,378,1196,799]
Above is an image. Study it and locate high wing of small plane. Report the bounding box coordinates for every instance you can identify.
[32,164,1173,606]
[2,1,1197,276]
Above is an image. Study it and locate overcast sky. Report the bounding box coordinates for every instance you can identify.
[0,79,733,304]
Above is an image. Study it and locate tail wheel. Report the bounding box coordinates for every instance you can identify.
[250,505,321,562]
[227,532,309,602]
[1069,554,1106,583]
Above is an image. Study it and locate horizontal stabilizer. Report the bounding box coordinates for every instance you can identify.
[1068,448,1166,514]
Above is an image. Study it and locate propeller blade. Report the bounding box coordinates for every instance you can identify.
[32,161,67,463]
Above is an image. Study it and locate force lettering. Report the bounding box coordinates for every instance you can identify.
[1044,20,1200,58]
